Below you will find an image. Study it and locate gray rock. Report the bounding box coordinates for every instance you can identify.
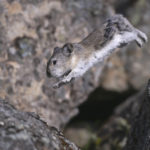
[125,79,150,150]
[0,99,80,150]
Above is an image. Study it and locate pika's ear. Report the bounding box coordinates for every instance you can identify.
[63,43,73,56]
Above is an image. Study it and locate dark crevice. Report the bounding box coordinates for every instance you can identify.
[114,0,138,15]
[68,87,138,124]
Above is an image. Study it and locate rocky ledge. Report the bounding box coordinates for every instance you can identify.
[0,99,79,150]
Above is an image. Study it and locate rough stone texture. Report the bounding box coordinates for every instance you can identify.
[79,79,149,150]
[0,98,80,150]
[0,0,149,128]
[124,79,150,150]
[96,91,143,150]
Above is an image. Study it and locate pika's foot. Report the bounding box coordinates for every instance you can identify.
[106,14,148,47]
[53,77,75,88]
[53,81,65,89]
[135,29,148,47]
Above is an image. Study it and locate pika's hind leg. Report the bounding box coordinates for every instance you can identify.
[103,15,132,43]
[104,25,117,40]
[106,14,134,32]
[106,14,148,47]
[95,25,117,50]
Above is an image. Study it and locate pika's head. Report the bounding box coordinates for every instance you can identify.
[46,43,74,78]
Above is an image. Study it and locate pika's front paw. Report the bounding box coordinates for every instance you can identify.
[53,77,75,89]
[53,81,65,89]
[53,79,70,88]
[135,29,148,47]
[53,83,60,89]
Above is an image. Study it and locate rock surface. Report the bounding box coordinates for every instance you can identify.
[73,79,149,150]
[125,79,150,150]
[0,98,80,150]
[0,0,149,128]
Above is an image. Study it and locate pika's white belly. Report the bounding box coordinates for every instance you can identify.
[73,32,136,77]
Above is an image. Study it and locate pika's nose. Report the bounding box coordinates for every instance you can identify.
[46,61,51,78]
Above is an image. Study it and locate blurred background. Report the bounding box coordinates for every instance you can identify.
[0,0,149,149]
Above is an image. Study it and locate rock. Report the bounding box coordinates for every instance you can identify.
[64,125,95,147]
[0,98,80,150]
[125,79,150,150]
[80,79,150,150]
[15,36,36,58]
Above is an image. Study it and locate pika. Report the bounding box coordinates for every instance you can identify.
[47,14,148,88]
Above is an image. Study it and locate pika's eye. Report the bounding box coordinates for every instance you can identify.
[52,60,57,65]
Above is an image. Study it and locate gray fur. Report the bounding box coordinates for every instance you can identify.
[46,14,148,88]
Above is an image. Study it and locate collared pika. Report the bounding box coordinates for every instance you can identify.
[47,14,148,88]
